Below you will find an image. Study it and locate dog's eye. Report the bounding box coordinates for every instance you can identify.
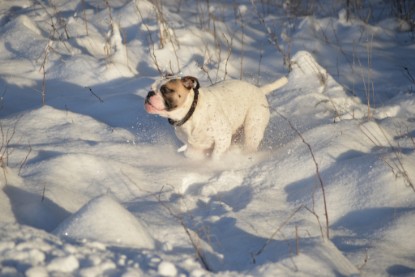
[161,86,174,94]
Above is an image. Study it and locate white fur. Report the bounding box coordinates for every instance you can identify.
[146,77,288,159]
[172,77,287,159]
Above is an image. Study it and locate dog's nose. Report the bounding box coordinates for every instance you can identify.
[145,90,155,103]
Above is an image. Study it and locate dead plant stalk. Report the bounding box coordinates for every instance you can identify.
[277,111,330,239]
[252,205,303,263]
[0,119,20,184]
[81,0,89,35]
[121,171,212,271]
[39,40,52,105]
[157,186,211,272]
[135,1,162,73]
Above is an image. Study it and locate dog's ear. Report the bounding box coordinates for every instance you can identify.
[181,76,200,90]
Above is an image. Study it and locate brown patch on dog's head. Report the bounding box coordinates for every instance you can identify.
[181,76,200,90]
[157,76,192,111]
[156,76,199,111]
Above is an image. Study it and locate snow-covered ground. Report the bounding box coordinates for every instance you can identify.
[0,0,414,276]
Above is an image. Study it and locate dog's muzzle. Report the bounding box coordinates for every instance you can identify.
[145,90,156,103]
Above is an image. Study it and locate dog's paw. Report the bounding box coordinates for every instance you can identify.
[177,144,188,153]
[183,146,211,160]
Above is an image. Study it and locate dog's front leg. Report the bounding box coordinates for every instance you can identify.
[210,119,232,160]
[184,145,209,160]
[211,133,232,160]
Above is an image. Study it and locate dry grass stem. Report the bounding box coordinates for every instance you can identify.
[277,111,330,239]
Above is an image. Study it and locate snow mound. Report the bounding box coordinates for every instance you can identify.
[53,195,155,249]
[276,51,365,122]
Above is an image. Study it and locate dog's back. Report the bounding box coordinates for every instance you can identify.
[200,80,269,133]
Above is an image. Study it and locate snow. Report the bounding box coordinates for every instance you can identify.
[0,0,415,276]
[53,195,155,249]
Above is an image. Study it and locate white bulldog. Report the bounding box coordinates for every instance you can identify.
[144,75,288,159]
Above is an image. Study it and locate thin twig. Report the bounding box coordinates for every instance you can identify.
[295,225,300,256]
[252,205,303,262]
[304,206,325,239]
[377,124,415,192]
[277,111,330,239]
[39,40,53,105]
[403,66,415,84]
[121,171,212,271]
[19,143,32,176]
[81,0,89,36]
[360,122,415,192]
[222,32,233,80]
[135,1,162,73]
[41,186,46,202]
[157,186,212,272]
[358,248,369,270]
[85,87,104,103]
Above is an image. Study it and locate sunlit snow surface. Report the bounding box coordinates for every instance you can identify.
[0,1,414,276]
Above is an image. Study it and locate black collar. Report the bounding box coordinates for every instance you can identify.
[168,88,199,127]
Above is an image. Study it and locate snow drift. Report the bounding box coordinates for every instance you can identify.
[53,195,155,249]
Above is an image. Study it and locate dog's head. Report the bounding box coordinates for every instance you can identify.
[144,76,200,117]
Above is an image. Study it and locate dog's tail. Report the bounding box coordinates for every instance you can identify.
[260,76,288,95]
